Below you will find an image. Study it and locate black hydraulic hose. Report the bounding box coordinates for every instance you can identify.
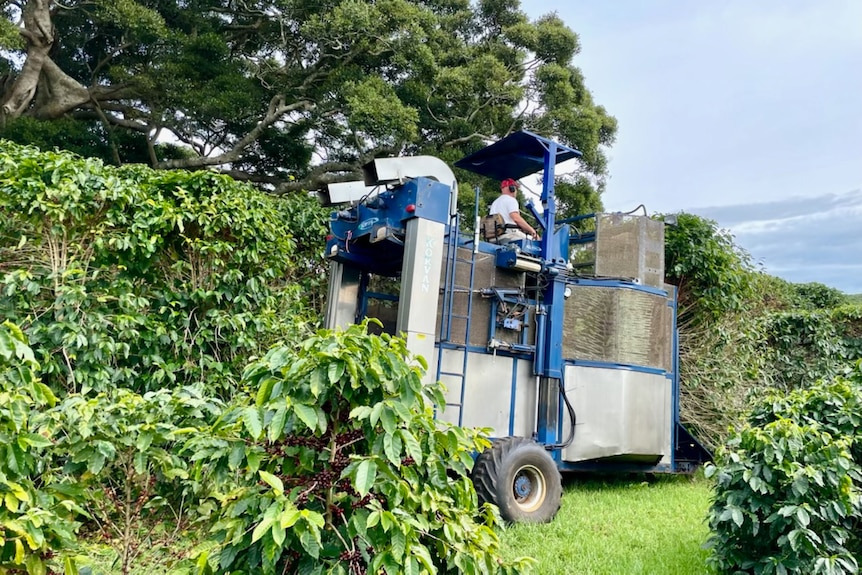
[623,203,647,216]
[545,379,576,451]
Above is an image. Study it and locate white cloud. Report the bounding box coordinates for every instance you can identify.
[693,189,862,293]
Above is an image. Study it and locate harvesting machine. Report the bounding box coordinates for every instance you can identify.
[319,131,710,522]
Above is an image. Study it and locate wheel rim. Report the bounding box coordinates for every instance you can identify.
[511,464,546,512]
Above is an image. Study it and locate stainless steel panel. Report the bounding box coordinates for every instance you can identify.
[436,349,535,437]
[319,180,376,206]
[398,219,446,380]
[561,365,671,464]
[323,261,360,329]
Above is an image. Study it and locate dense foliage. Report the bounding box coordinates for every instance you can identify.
[188,322,529,574]
[706,364,862,575]
[0,140,312,397]
[664,213,862,449]
[46,386,219,574]
[662,212,755,325]
[0,143,531,574]
[0,322,80,575]
[2,0,615,205]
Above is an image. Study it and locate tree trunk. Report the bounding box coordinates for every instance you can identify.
[32,59,91,119]
[1,0,54,121]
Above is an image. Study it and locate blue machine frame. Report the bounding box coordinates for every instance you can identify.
[324,130,710,475]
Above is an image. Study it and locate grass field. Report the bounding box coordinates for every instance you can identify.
[499,474,713,575]
[78,473,714,574]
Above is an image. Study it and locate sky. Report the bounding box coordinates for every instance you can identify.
[520,0,862,293]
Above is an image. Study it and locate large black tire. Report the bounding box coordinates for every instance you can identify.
[471,437,562,523]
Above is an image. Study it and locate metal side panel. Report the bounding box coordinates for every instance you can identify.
[323,261,361,329]
[435,349,535,437]
[398,218,445,381]
[561,365,671,464]
[511,358,537,438]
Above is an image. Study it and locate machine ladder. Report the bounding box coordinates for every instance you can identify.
[436,213,479,426]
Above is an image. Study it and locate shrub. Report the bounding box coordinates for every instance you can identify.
[759,310,845,391]
[793,283,847,310]
[0,322,82,574]
[705,363,862,575]
[0,141,307,397]
[662,212,755,325]
[46,386,220,574]
[187,322,531,575]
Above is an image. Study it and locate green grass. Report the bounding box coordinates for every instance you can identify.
[72,475,713,575]
[499,474,713,575]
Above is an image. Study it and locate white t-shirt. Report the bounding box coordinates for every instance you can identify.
[489,194,519,226]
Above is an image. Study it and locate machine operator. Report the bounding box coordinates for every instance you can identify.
[489,178,539,242]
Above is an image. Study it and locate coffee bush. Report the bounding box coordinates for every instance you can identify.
[706,362,862,575]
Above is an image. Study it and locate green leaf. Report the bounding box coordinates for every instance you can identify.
[370,402,384,427]
[279,506,300,529]
[390,528,406,560]
[349,406,373,420]
[380,406,396,435]
[300,509,325,529]
[255,375,276,406]
[400,429,423,465]
[310,367,325,398]
[25,554,47,575]
[795,506,810,527]
[14,538,24,564]
[328,360,345,384]
[242,406,263,440]
[383,432,403,466]
[299,529,320,559]
[271,522,285,547]
[228,443,245,470]
[251,503,279,543]
[267,406,287,442]
[354,459,378,496]
[367,510,380,528]
[18,433,52,449]
[293,404,317,432]
[259,470,284,495]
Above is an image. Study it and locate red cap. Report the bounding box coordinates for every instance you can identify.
[501,178,519,188]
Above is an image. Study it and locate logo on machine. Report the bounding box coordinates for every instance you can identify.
[421,236,434,293]
[358,217,379,231]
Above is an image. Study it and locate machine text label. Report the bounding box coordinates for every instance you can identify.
[358,217,379,231]
[421,236,434,292]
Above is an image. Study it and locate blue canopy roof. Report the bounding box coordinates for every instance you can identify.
[454,130,582,181]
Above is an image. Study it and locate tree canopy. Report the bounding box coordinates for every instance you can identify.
[0,0,616,197]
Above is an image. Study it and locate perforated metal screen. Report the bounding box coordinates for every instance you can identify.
[562,285,672,371]
[436,247,527,347]
[595,214,664,288]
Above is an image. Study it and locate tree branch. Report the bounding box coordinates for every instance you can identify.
[441,132,492,147]
[156,96,315,170]
[70,109,149,132]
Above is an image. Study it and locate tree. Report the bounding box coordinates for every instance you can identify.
[0,0,615,199]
